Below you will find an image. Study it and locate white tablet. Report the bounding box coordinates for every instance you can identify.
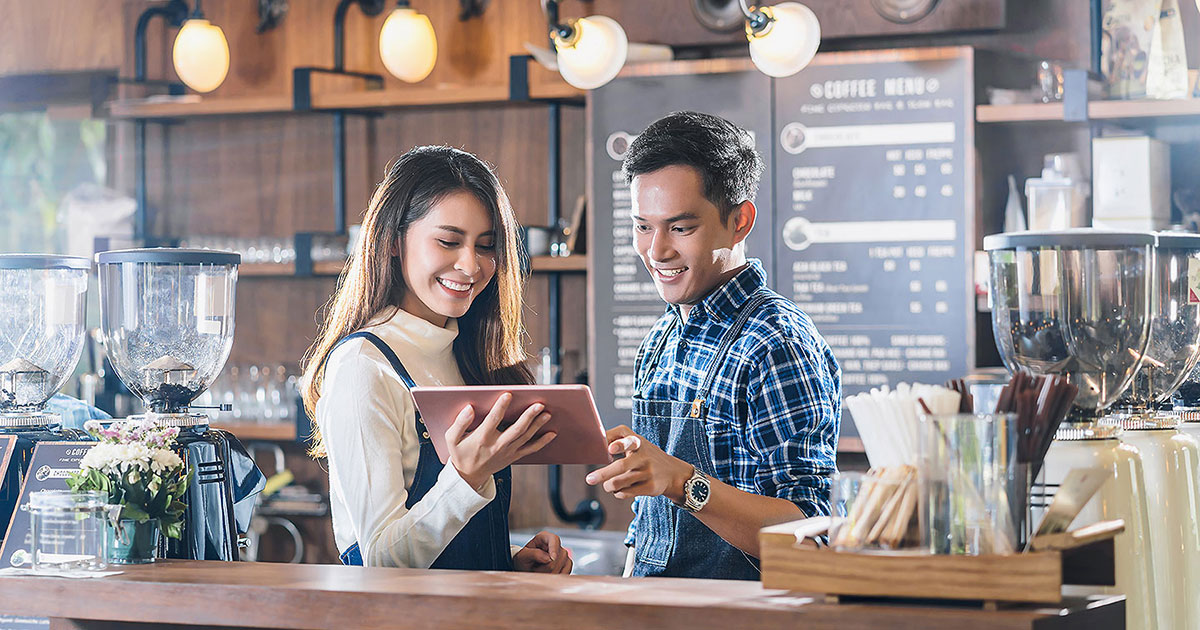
[410,384,613,466]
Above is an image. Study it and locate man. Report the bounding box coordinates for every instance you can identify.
[586,111,840,580]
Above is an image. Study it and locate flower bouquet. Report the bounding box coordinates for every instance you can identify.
[66,419,189,563]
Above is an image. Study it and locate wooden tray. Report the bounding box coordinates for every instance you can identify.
[759,518,1118,605]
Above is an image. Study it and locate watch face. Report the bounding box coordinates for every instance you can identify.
[690,480,710,503]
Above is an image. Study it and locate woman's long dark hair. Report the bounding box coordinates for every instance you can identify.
[302,146,533,457]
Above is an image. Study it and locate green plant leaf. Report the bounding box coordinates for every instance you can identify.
[119,504,151,522]
[162,519,183,540]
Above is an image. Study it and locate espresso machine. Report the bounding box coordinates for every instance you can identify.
[95,248,263,561]
[985,230,1158,630]
[0,255,91,544]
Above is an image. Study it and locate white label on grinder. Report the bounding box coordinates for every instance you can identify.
[194,274,225,335]
[1190,259,1200,304]
[43,279,80,327]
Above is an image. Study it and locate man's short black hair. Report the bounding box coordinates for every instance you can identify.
[622,111,765,223]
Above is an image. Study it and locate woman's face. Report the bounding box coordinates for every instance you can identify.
[397,190,498,328]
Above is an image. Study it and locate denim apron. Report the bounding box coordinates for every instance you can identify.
[332,331,513,570]
[629,291,773,580]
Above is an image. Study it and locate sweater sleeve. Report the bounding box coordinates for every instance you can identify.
[318,340,497,568]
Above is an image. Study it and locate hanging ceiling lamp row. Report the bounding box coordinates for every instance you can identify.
[166,0,821,94]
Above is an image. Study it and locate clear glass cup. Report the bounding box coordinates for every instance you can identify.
[28,490,110,572]
[917,413,1021,555]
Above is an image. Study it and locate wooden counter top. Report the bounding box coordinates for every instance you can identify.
[0,560,1123,630]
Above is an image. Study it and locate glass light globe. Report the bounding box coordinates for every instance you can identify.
[172,19,230,93]
[747,2,820,78]
[379,7,437,83]
[555,15,628,90]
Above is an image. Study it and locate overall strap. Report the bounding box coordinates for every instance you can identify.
[331,331,423,427]
[689,291,775,419]
[334,331,417,389]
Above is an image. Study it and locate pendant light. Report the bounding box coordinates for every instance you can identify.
[545,1,628,90]
[379,1,438,83]
[172,0,230,93]
[741,1,820,78]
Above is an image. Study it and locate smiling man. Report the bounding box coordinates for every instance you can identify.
[586,111,841,580]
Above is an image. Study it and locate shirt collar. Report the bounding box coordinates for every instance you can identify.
[370,305,460,357]
[670,259,768,325]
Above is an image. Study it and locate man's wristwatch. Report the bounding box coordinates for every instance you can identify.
[678,468,711,513]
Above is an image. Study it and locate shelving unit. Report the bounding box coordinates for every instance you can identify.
[102,58,582,121]
[105,95,295,119]
[531,255,586,273]
[212,421,297,442]
[977,98,1200,123]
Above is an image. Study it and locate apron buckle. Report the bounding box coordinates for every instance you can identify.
[690,398,704,418]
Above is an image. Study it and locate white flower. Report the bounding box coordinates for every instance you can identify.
[149,448,183,474]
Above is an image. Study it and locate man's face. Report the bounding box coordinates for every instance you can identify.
[630,165,751,307]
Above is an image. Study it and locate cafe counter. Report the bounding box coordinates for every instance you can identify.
[0,560,1123,630]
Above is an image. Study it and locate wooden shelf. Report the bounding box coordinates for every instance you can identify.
[1088,98,1200,119]
[103,58,579,120]
[837,436,865,454]
[530,255,586,273]
[240,263,296,277]
[313,260,348,276]
[976,102,1066,123]
[105,95,295,119]
[212,421,297,442]
[977,98,1200,123]
[308,84,512,111]
[238,261,347,277]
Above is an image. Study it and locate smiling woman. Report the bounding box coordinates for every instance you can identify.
[299,145,571,575]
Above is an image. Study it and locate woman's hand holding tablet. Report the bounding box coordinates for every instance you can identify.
[412,385,615,467]
[443,392,557,489]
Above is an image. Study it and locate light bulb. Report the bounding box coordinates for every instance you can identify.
[379,7,437,83]
[554,15,628,90]
[747,2,820,78]
[172,19,230,93]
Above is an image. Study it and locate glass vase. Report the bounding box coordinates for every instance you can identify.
[107,518,160,564]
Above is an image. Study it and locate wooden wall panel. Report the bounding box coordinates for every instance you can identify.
[0,1,124,76]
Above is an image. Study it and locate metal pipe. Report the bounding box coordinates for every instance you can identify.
[548,102,562,359]
[333,0,356,72]
[543,101,604,529]
[135,121,147,240]
[333,112,347,235]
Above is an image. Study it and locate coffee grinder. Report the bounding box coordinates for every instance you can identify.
[0,255,90,543]
[95,248,263,561]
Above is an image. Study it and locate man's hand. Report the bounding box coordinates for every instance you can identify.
[513,531,572,574]
[585,425,694,502]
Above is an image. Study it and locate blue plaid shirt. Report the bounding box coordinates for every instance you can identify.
[632,259,840,520]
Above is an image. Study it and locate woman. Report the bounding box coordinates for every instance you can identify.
[302,146,569,573]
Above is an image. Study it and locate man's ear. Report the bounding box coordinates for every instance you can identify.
[730,201,756,245]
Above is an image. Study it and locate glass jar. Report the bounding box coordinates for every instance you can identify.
[28,489,110,572]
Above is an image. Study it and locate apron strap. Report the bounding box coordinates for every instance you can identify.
[329,331,423,426]
[690,291,776,418]
[635,316,679,394]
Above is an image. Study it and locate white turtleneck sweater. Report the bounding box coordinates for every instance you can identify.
[316,306,498,568]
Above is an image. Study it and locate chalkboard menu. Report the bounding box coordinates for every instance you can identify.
[589,68,775,428]
[772,49,974,403]
[0,442,91,568]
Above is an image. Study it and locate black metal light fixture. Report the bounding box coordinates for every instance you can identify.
[738,0,821,78]
[542,0,628,90]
